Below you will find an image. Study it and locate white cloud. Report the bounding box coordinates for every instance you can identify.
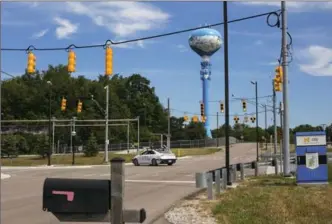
[298,45,332,76]
[238,2,332,12]
[31,29,49,39]
[65,2,170,37]
[53,17,79,39]
[176,44,188,53]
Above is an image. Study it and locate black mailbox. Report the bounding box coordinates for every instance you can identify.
[43,178,111,214]
[251,161,256,169]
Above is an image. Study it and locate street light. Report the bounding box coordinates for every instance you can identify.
[251,80,259,162]
[46,81,52,166]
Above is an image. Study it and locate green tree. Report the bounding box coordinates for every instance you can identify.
[84,133,99,157]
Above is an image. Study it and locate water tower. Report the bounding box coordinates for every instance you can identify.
[189,28,222,138]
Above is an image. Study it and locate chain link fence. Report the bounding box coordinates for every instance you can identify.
[55,137,240,154]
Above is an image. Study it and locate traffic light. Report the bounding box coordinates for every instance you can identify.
[105,46,113,76]
[60,97,67,111]
[77,100,83,113]
[200,102,204,116]
[233,116,240,124]
[242,100,247,112]
[220,102,224,113]
[184,115,189,121]
[192,116,198,123]
[68,49,76,73]
[275,66,283,83]
[201,116,206,123]
[27,51,36,74]
[250,116,256,123]
[274,78,282,92]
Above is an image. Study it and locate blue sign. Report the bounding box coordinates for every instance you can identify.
[295,131,328,185]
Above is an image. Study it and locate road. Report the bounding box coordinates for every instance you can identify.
[1,143,257,224]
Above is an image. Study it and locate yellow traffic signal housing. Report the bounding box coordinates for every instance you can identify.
[192,116,198,123]
[68,50,76,73]
[233,116,240,124]
[77,100,83,113]
[275,66,283,83]
[242,100,247,112]
[184,115,189,121]
[274,79,282,92]
[60,97,67,111]
[201,116,206,123]
[27,52,36,74]
[220,102,224,113]
[200,103,204,116]
[105,46,113,76]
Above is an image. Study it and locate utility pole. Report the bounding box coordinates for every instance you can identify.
[167,98,171,149]
[264,104,267,152]
[251,81,259,161]
[127,121,130,153]
[104,85,109,163]
[281,1,290,176]
[216,112,219,147]
[47,81,52,166]
[272,80,278,174]
[223,1,231,186]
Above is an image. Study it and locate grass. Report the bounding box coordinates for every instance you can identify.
[210,168,332,224]
[1,147,221,166]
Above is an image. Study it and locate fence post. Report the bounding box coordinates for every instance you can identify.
[222,168,227,189]
[195,172,207,188]
[215,169,221,195]
[111,157,125,224]
[206,172,214,200]
[240,163,245,180]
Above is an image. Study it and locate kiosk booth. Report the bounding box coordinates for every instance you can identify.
[295,131,328,185]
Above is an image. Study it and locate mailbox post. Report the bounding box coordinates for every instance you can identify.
[295,131,328,185]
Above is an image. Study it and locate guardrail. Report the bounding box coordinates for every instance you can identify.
[42,158,146,223]
[195,160,273,199]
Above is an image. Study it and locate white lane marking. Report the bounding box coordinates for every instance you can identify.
[125,179,195,184]
[1,173,11,180]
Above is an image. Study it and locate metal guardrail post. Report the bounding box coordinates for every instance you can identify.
[240,163,245,180]
[232,164,237,182]
[215,169,221,195]
[111,157,125,224]
[254,161,259,176]
[206,172,214,200]
[222,168,227,189]
[195,172,207,188]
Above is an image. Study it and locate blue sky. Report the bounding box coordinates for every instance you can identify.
[1,1,332,129]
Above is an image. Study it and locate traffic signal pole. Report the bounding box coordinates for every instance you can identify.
[272,80,278,174]
[105,85,109,163]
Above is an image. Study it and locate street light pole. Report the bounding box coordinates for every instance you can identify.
[104,85,109,163]
[47,81,52,166]
[251,81,259,161]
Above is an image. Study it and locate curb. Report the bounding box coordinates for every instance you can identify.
[148,188,206,224]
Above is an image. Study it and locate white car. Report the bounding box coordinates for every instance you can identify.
[132,149,177,166]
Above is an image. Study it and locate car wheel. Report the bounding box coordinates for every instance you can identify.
[133,159,139,166]
[167,162,173,166]
[152,159,158,166]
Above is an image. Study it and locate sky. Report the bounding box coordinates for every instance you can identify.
[1,1,332,130]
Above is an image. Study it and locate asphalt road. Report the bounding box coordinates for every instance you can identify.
[1,143,257,224]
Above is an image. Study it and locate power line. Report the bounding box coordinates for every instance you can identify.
[170,107,269,117]
[1,10,281,52]
[0,70,16,78]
